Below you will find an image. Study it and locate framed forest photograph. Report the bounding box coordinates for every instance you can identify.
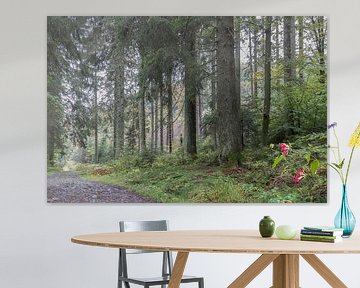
[47,16,327,203]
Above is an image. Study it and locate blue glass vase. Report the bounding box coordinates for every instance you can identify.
[334,185,356,237]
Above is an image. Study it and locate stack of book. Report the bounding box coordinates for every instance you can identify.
[300,226,344,243]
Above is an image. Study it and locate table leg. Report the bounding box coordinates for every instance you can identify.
[168,251,189,288]
[228,254,279,288]
[272,254,299,288]
[301,254,347,288]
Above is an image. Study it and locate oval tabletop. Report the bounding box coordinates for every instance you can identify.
[71,230,360,254]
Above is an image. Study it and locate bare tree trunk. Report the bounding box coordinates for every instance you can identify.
[216,16,242,162]
[166,71,173,153]
[210,46,218,149]
[234,17,243,150]
[253,17,258,106]
[114,45,125,159]
[197,93,202,138]
[248,26,254,102]
[154,91,159,152]
[284,16,296,134]
[159,79,164,153]
[275,16,281,86]
[311,16,326,84]
[139,91,146,153]
[94,70,98,163]
[298,16,304,81]
[262,16,272,145]
[184,28,197,156]
[150,98,154,152]
[284,16,296,82]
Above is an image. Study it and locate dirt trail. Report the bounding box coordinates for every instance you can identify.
[47,171,153,203]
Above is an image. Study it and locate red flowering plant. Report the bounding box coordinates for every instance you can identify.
[271,142,320,184]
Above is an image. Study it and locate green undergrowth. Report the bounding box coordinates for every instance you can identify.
[76,133,327,203]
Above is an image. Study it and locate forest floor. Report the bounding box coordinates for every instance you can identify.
[48,133,328,203]
[47,171,153,203]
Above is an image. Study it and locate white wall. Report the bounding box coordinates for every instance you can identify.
[1,0,360,287]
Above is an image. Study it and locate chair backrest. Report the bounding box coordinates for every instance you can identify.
[119,220,169,254]
[118,220,174,282]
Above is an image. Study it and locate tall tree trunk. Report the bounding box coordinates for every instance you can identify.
[159,79,164,153]
[184,28,197,156]
[197,93,202,138]
[234,17,243,149]
[253,17,258,106]
[210,45,218,149]
[248,26,254,102]
[284,16,296,82]
[298,16,304,81]
[150,96,155,152]
[166,71,173,153]
[262,16,272,145]
[275,16,281,86]
[311,16,326,84]
[128,104,137,151]
[284,16,296,134]
[139,90,146,153]
[154,91,159,152]
[216,16,242,162]
[114,46,125,159]
[93,69,99,163]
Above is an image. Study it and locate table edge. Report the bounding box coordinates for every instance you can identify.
[71,235,360,254]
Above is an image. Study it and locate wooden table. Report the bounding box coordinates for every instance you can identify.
[71,230,360,288]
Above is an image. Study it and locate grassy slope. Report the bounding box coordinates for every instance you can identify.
[77,133,327,203]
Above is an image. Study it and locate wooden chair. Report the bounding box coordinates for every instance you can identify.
[118,220,204,288]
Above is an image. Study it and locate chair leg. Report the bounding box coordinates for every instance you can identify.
[199,278,204,288]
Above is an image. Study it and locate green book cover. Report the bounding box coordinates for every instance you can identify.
[303,226,343,232]
[300,236,342,243]
[300,234,339,240]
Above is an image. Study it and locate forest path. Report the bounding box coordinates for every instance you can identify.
[47,171,153,203]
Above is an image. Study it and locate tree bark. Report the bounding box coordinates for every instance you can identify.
[184,27,197,156]
[234,17,243,149]
[197,92,202,139]
[159,79,164,153]
[150,93,155,152]
[298,16,304,81]
[262,16,272,145]
[139,89,146,153]
[166,71,173,153]
[210,42,218,149]
[253,16,258,105]
[275,17,281,86]
[284,16,296,82]
[114,45,125,159]
[311,16,326,84]
[93,69,99,163]
[248,26,254,102]
[154,91,159,152]
[283,16,296,133]
[216,16,242,162]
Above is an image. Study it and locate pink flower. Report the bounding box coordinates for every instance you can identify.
[279,143,289,156]
[293,169,305,183]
